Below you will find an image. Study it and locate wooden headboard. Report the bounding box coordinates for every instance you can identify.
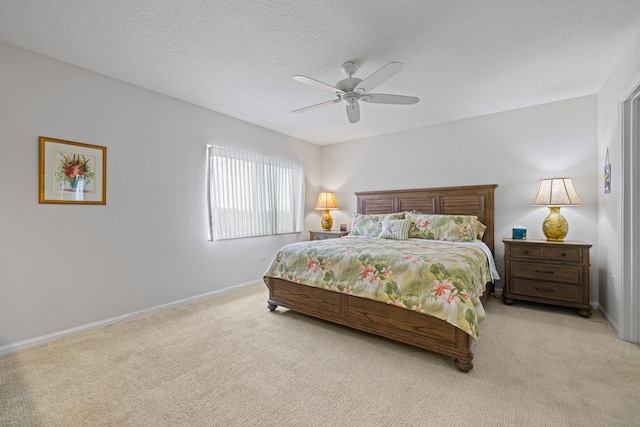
[355,184,498,253]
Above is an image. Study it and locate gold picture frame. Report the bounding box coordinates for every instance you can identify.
[39,136,107,205]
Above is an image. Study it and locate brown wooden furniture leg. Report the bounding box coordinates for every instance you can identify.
[453,352,474,373]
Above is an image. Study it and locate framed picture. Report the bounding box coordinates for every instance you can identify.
[39,136,107,204]
[604,148,611,194]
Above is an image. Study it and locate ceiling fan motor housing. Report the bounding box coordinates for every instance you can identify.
[335,77,363,92]
[341,92,361,106]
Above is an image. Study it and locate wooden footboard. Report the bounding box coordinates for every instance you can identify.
[267,277,476,372]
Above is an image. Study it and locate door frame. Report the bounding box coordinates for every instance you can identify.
[619,74,640,343]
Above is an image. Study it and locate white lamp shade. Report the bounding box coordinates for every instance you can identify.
[531,178,582,206]
[315,192,339,210]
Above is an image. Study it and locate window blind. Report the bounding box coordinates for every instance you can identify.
[207,146,304,241]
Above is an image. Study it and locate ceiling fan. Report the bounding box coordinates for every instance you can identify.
[292,61,420,124]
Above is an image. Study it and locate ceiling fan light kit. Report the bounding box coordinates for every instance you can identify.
[292,61,419,123]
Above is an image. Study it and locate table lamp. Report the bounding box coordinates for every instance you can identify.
[531,178,582,241]
[315,192,339,230]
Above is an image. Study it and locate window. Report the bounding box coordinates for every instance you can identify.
[207,145,305,241]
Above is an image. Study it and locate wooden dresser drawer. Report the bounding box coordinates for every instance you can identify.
[546,247,582,262]
[511,261,582,284]
[510,279,582,303]
[510,245,544,260]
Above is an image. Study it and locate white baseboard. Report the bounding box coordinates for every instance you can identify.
[0,280,262,356]
[595,302,619,333]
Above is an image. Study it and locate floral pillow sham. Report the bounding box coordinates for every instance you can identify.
[405,213,478,242]
[474,221,487,240]
[378,218,411,240]
[350,213,404,236]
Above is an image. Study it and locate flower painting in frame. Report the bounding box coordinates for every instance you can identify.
[39,136,107,204]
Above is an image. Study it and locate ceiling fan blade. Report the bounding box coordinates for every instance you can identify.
[292,98,341,113]
[293,75,345,94]
[361,93,419,105]
[346,103,360,123]
[354,62,403,93]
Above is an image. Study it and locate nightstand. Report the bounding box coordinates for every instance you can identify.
[309,230,349,240]
[502,238,592,317]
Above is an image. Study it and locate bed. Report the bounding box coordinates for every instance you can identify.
[264,184,498,371]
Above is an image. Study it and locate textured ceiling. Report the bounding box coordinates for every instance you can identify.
[1,1,640,145]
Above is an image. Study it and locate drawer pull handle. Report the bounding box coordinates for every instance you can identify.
[561,253,566,256]
[535,287,555,292]
[535,270,555,274]
[524,250,529,254]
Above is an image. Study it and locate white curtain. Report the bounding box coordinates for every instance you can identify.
[207,146,304,241]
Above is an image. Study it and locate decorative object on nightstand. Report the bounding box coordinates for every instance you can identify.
[512,225,527,240]
[309,230,349,240]
[315,191,339,231]
[531,177,582,241]
[502,238,592,317]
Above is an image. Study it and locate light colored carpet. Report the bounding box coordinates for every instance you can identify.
[1,284,639,427]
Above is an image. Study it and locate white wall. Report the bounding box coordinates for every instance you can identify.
[0,41,322,350]
[596,32,640,331]
[0,37,623,352]
[321,96,599,295]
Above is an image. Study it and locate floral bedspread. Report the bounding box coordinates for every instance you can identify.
[263,236,494,339]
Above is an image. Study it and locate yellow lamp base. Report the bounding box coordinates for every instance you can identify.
[542,206,568,241]
[320,209,333,231]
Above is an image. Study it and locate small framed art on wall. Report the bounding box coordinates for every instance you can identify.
[39,136,107,205]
